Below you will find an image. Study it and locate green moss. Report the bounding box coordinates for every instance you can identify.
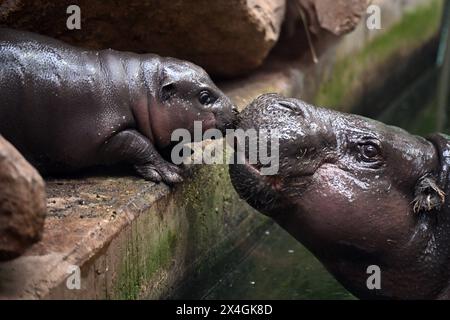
[113,150,248,299]
[315,0,443,108]
[179,164,230,248]
[145,229,178,277]
[115,225,178,299]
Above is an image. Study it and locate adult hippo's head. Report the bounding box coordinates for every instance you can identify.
[229,93,450,299]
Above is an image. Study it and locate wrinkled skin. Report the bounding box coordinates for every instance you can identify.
[229,93,450,299]
[0,28,237,184]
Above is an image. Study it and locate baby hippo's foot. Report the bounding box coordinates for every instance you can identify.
[135,161,184,185]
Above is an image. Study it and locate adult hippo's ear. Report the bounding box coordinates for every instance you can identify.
[413,133,450,214]
[412,174,446,214]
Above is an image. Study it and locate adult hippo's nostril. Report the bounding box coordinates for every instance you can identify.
[224,120,237,130]
[276,100,304,117]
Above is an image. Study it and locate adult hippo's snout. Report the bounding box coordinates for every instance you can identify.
[230,93,341,215]
[229,93,450,300]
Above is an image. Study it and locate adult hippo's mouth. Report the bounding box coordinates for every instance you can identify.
[229,93,450,300]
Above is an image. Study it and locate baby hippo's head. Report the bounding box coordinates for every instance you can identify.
[149,57,237,148]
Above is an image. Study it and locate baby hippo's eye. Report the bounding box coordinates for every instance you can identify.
[198,90,214,105]
[359,142,381,162]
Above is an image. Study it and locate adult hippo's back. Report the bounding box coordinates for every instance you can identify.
[229,93,450,299]
[0,28,237,184]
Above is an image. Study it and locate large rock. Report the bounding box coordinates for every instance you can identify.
[293,0,366,36]
[0,0,286,77]
[286,0,368,37]
[0,136,46,261]
[278,0,366,61]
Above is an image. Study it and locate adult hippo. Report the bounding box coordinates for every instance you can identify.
[0,28,237,184]
[229,93,450,299]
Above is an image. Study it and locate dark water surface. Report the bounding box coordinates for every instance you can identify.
[203,223,355,300]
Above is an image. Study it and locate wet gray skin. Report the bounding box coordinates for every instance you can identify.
[0,28,237,184]
[229,93,450,299]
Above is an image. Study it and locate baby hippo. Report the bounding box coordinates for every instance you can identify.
[0,28,237,184]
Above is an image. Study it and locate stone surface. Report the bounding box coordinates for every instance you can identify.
[315,0,367,35]
[293,0,366,35]
[0,136,46,261]
[0,0,286,77]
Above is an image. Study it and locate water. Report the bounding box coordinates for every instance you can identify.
[377,68,441,135]
[203,223,354,300]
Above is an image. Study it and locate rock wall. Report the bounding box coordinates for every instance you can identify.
[0,136,46,261]
[0,0,369,77]
[0,0,286,77]
[290,0,367,36]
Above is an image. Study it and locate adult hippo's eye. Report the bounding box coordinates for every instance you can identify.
[359,143,381,162]
[198,90,214,105]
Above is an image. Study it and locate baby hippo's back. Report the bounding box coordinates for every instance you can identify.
[0,28,138,172]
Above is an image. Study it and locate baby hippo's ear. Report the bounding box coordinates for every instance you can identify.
[159,67,177,101]
[412,174,446,213]
[160,82,176,101]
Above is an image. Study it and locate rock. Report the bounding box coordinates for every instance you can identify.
[295,0,366,36]
[315,0,367,35]
[279,0,365,61]
[0,0,286,77]
[0,136,46,261]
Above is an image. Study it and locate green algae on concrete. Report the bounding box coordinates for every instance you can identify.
[314,0,444,110]
[170,163,271,298]
[113,160,262,299]
[115,207,179,299]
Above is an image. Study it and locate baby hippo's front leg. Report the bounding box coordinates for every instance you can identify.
[100,130,183,185]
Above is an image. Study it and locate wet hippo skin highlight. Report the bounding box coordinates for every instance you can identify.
[229,93,450,299]
[0,28,237,185]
